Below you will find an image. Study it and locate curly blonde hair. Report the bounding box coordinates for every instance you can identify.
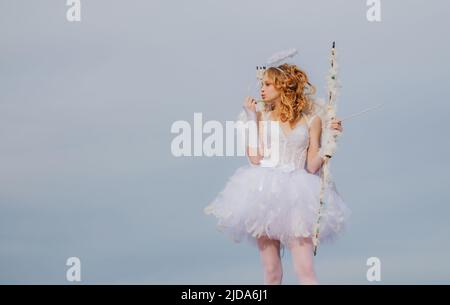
[264,63,316,128]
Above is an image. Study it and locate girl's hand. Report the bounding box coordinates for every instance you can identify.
[242,96,258,122]
[244,96,258,113]
[330,117,343,134]
[317,117,342,160]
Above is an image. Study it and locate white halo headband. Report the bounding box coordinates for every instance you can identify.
[256,48,299,81]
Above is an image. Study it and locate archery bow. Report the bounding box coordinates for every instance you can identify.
[312,41,340,256]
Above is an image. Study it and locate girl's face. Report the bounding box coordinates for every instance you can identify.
[260,75,280,104]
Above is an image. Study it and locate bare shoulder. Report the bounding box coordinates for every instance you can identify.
[257,110,270,121]
[256,111,263,120]
[309,114,322,130]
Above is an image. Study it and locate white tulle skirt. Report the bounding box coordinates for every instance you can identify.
[204,164,351,249]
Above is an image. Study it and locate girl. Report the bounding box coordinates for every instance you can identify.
[204,63,351,285]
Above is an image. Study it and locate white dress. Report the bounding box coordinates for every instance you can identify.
[204,109,351,249]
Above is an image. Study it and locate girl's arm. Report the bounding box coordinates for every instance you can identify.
[246,112,264,165]
[306,116,343,174]
[306,116,325,174]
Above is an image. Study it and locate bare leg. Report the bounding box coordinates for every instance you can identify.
[256,235,283,284]
[288,237,319,285]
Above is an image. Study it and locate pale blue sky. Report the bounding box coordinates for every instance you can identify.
[1,0,449,284]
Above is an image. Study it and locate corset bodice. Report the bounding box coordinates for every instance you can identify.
[258,111,315,172]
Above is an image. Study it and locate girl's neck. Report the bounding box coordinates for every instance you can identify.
[265,103,275,112]
[264,100,279,113]
[270,103,281,118]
